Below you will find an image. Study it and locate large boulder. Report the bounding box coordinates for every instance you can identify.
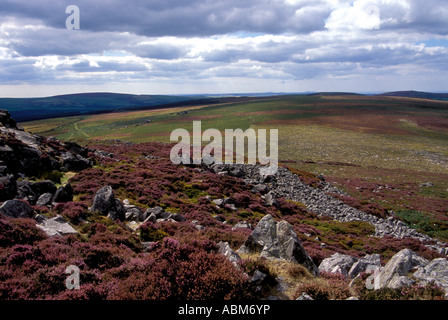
[90,185,125,221]
[0,199,34,218]
[237,214,318,276]
[318,253,358,277]
[413,258,448,293]
[374,249,429,290]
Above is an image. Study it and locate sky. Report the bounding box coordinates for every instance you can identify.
[0,0,448,97]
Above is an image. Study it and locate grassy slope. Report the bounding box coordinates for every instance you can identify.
[22,95,448,242]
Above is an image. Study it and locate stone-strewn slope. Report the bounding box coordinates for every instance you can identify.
[204,162,447,256]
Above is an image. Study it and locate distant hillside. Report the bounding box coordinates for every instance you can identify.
[308,92,363,96]
[0,93,205,122]
[378,91,448,101]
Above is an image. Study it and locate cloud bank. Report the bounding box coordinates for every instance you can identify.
[0,0,447,96]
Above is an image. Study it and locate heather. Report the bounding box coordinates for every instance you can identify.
[1,138,447,300]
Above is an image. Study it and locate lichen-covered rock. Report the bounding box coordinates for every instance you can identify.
[237,214,318,276]
[374,249,429,290]
[413,258,448,293]
[318,253,358,277]
[91,185,125,221]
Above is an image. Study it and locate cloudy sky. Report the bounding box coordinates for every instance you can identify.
[0,0,447,97]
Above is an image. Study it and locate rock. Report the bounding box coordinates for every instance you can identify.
[36,215,78,237]
[16,180,38,204]
[30,180,57,196]
[296,292,314,300]
[413,258,448,293]
[62,152,92,171]
[228,165,244,177]
[374,249,429,290]
[0,173,17,201]
[264,191,279,207]
[125,207,142,222]
[237,214,318,276]
[90,185,125,221]
[251,184,269,195]
[419,182,434,187]
[0,199,34,218]
[232,221,254,230]
[52,183,73,203]
[348,254,381,279]
[251,270,267,284]
[170,212,186,222]
[36,193,53,206]
[318,253,358,277]
[143,206,164,222]
[217,241,242,266]
[212,199,224,207]
[0,109,17,129]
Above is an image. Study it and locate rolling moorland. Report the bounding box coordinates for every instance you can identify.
[1,92,448,301]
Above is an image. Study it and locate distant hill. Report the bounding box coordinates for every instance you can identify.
[308,92,363,96]
[0,93,204,122]
[377,91,448,101]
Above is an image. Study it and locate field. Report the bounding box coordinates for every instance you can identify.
[22,94,448,242]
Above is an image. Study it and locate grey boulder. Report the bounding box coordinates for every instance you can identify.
[90,185,125,221]
[374,249,429,290]
[237,214,318,276]
[0,199,34,218]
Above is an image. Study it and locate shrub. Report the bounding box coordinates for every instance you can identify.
[0,218,47,247]
[139,222,169,242]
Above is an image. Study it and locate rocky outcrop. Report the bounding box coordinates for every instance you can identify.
[90,185,125,221]
[0,110,92,202]
[237,214,318,276]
